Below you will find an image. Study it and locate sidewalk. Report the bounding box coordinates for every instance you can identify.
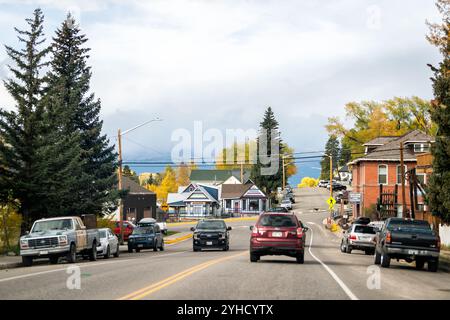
[0,254,22,270]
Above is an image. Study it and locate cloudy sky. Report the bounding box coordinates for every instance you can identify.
[0,0,443,179]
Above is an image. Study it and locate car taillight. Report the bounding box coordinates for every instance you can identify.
[296,228,303,238]
[349,234,357,240]
[386,232,391,244]
[252,227,259,236]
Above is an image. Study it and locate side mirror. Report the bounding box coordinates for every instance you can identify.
[190,227,195,232]
[227,226,232,231]
[249,226,254,231]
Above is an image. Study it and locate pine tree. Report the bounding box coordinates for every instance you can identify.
[250,107,283,197]
[0,9,50,231]
[320,135,340,180]
[46,14,119,216]
[338,138,352,167]
[427,0,450,223]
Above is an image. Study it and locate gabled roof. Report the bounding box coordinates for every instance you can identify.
[121,176,155,195]
[350,130,434,165]
[221,183,253,199]
[184,184,219,203]
[363,136,398,146]
[189,169,250,183]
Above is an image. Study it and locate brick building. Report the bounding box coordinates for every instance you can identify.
[349,130,433,218]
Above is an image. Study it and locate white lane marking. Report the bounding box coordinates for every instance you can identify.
[0,251,187,283]
[307,222,316,225]
[306,223,359,300]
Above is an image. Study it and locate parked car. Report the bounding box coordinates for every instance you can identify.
[374,218,440,271]
[127,225,164,253]
[280,199,293,210]
[368,220,385,232]
[340,224,376,255]
[97,228,120,259]
[327,182,347,191]
[352,217,371,225]
[114,220,136,241]
[137,218,168,235]
[318,180,329,188]
[249,212,308,263]
[191,219,232,251]
[19,216,100,267]
[285,192,295,204]
[267,207,289,213]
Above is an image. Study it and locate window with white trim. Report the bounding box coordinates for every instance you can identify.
[413,143,430,153]
[396,165,407,184]
[378,165,387,185]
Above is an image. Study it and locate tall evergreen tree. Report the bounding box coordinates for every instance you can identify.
[251,107,284,197]
[338,138,352,167]
[427,0,450,223]
[46,14,119,216]
[0,9,50,231]
[320,135,340,180]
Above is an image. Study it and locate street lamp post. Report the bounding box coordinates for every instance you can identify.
[117,117,162,244]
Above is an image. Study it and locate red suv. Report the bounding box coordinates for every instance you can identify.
[114,221,136,241]
[250,212,308,263]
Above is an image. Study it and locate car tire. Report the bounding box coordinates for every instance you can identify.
[22,256,33,267]
[415,258,425,270]
[374,250,381,265]
[135,248,141,253]
[127,246,133,253]
[114,244,120,258]
[49,255,59,264]
[340,241,346,253]
[67,243,77,263]
[250,253,259,262]
[346,245,352,254]
[296,251,305,264]
[159,241,164,251]
[428,259,439,272]
[365,249,373,255]
[380,252,391,268]
[89,242,97,261]
[104,245,110,259]
[153,243,158,252]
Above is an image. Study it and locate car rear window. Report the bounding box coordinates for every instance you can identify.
[354,225,376,234]
[387,220,432,234]
[258,215,297,227]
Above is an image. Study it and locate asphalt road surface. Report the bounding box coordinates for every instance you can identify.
[1,187,449,300]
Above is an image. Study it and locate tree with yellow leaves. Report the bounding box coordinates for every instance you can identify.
[147,166,178,203]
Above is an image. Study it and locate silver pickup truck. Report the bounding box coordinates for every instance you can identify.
[19,216,100,266]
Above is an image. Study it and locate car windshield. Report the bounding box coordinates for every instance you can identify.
[282,200,290,203]
[32,219,73,232]
[99,230,107,238]
[132,227,154,235]
[197,220,226,230]
[259,215,297,227]
[387,220,432,234]
[354,225,376,234]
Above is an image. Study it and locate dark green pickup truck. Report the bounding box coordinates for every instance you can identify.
[374,218,440,272]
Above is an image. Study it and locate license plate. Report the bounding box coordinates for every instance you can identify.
[206,241,213,246]
[272,232,283,237]
[408,250,420,255]
[39,251,48,255]
[138,244,143,248]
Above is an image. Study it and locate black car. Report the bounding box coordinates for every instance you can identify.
[327,182,347,191]
[267,207,289,213]
[191,219,232,251]
[127,225,164,253]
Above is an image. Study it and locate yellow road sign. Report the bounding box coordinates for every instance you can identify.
[326,197,336,208]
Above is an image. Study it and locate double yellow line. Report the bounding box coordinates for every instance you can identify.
[118,251,247,300]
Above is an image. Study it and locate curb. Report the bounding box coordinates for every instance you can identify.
[0,261,22,270]
[164,233,192,245]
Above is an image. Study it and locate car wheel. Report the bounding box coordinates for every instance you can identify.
[67,243,77,263]
[89,242,97,261]
[135,248,141,253]
[193,246,200,252]
[428,259,439,272]
[153,243,158,252]
[346,245,352,254]
[365,249,373,255]
[415,258,425,270]
[104,245,110,259]
[159,240,164,251]
[380,252,391,268]
[250,253,259,262]
[374,250,381,265]
[49,255,59,264]
[127,246,133,253]
[114,244,120,258]
[22,256,33,267]
[340,241,346,253]
[296,251,305,264]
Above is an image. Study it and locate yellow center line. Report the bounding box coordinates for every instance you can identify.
[118,251,247,300]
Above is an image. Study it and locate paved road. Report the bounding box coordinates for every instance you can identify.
[0,187,449,300]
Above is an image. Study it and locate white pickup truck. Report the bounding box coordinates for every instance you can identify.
[19,216,100,266]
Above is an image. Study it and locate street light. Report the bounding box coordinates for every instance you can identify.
[282,155,294,190]
[117,117,162,244]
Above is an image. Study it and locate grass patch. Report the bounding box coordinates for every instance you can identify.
[164,231,180,238]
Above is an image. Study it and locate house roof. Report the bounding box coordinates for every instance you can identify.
[221,183,253,199]
[121,176,155,195]
[363,136,398,146]
[350,130,434,165]
[189,169,250,183]
[338,165,349,173]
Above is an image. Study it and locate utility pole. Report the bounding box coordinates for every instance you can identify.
[117,128,124,244]
[400,142,407,218]
[240,163,244,183]
[329,155,333,199]
[282,155,286,190]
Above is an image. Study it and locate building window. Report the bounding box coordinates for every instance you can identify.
[413,143,430,153]
[396,165,407,184]
[249,199,259,211]
[417,173,426,185]
[225,199,231,209]
[378,165,387,185]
